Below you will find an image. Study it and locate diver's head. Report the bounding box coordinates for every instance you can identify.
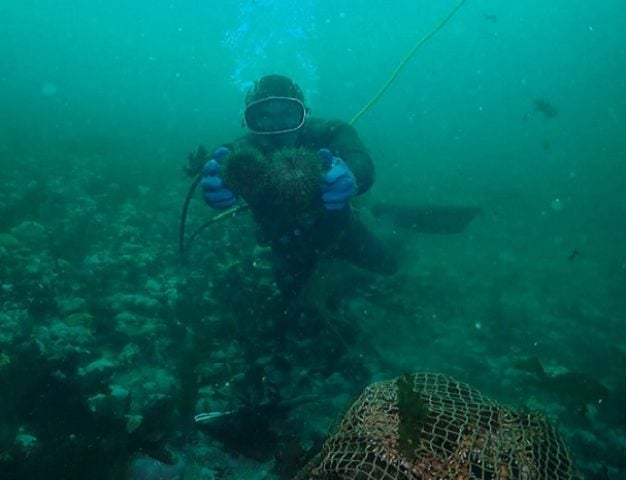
[243,75,307,143]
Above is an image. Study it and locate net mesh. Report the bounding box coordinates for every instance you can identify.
[299,373,579,480]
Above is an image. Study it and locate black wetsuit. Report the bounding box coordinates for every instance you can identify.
[221,118,397,297]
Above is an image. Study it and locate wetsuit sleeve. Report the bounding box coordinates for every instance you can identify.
[324,121,374,195]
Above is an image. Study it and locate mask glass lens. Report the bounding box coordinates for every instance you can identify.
[244,97,306,134]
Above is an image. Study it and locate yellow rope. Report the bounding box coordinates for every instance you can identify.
[349,0,468,126]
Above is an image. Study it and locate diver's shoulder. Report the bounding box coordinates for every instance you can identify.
[302,117,351,135]
[305,117,349,127]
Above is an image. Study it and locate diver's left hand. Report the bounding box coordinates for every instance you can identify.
[319,149,357,210]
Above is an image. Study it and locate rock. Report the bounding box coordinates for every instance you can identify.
[0,233,19,249]
[110,293,161,314]
[10,221,48,246]
[14,429,38,453]
[57,297,87,316]
[80,357,116,376]
[126,414,143,434]
[64,311,94,328]
[128,453,185,480]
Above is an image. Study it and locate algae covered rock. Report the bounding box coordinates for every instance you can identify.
[63,311,94,328]
[0,351,11,372]
[0,233,19,249]
[10,221,48,247]
[110,292,161,315]
[33,322,93,359]
[0,310,26,345]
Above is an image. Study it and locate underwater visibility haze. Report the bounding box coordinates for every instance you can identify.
[1,0,625,478]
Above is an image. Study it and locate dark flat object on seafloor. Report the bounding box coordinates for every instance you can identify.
[371,204,482,234]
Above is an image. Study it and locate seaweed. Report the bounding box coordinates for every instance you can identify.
[397,374,429,460]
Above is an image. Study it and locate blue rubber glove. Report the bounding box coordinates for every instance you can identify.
[319,149,357,210]
[201,147,236,209]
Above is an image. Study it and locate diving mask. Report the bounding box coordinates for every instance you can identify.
[243,96,307,135]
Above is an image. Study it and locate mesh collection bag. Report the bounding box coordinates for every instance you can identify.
[298,373,579,480]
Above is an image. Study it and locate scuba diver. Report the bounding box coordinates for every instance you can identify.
[200,74,398,299]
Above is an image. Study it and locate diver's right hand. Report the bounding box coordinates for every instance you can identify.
[201,147,236,209]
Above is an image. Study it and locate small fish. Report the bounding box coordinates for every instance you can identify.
[194,411,234,423]
[515,356,609,408]
[483,13,498,23]
[568,249,579,261]
[514,356,547,379]
[534,99,558,118]
[549,371,609,406]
